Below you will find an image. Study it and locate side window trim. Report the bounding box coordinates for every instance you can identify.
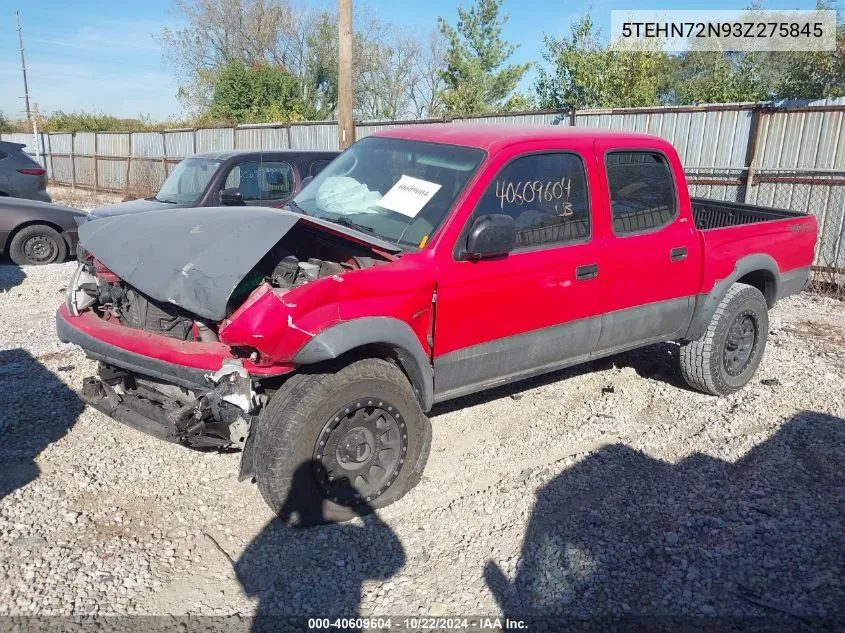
[309,159,332,178]
[604,148,679,237]
[454,150,593,260]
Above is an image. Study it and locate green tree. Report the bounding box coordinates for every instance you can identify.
[0,111,12,133]
[669,51,765,105]
[535,14,667,109]
[209,61,307,123]
[303,12,339,119]
[437,0,530,115]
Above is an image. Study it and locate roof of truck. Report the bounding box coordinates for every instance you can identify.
[374,123,667,153]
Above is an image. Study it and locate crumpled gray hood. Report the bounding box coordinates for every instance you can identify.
[78,206,299,321]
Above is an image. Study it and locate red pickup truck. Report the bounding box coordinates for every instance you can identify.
[57,125,817,525]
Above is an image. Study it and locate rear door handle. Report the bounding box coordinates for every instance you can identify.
[670,246,688,261]
[576,264,599,281]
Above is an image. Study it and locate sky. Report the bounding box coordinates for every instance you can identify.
[0,0,826,122]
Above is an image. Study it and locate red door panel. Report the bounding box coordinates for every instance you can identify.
[432,146,609,400]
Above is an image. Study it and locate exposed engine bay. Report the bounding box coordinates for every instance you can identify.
[72,223,387,343]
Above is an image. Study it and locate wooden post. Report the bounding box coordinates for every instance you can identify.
[743,105,763,204]
[161,131,168,189]
[47,133,55,186]
[70,133,77,191]
[93,132,99,193]
[123,133,133,198]
[337,0,355,150]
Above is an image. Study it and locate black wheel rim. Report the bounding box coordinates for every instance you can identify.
[723,310,758,376]
[313,399,408,506]
[23,234,58,264]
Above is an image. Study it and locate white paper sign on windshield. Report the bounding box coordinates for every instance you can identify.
[377,175,442,217]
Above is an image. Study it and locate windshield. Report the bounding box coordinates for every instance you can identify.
[156,157,222,204]
[291,137,484,248]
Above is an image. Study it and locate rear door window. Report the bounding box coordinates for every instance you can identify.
[225,161,295,201]
[606,152,677,235]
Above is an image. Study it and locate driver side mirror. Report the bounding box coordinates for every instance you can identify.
[465,214,516,260]
[220,187,244,206]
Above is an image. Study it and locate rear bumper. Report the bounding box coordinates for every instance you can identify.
[777,265,812,300]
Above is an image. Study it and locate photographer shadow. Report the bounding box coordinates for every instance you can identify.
[236,460,405,633]
[485,410,844,631]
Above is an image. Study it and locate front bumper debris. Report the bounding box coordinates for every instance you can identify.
[80,363,256,449]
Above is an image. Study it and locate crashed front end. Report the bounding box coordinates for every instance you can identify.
[56,206,391,457]
[57,299,273,451]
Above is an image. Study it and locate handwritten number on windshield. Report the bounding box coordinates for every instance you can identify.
[495,176,574,216]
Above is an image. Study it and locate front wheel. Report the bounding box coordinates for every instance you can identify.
[253,357,432,526]
[679,282,769,396]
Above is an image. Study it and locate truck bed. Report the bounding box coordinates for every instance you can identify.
[691,198,807,231]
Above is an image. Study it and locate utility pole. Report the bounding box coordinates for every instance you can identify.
[16,10,41,167]
[337,0,355,150]
[16,10,32,123]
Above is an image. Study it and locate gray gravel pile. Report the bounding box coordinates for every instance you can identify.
[1,260,843,624]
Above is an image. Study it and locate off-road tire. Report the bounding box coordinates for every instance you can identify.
[253,357,432,527]
[9,224,67,266]
[680,283,768,396]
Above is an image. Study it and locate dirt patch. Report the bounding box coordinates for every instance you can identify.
[48,185,124,211]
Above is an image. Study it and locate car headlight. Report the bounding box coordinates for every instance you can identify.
[73,215,90,227]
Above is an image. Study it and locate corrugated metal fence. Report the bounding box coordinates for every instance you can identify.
[3,101,844,286]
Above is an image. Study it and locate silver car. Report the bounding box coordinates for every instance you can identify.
[0,141,51,202]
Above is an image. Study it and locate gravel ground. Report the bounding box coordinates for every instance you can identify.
[0,259,843,628]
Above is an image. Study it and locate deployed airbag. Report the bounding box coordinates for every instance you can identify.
[78,206,300,321]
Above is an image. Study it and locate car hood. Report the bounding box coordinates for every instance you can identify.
[89,198,188,218]
[78,206,300,321]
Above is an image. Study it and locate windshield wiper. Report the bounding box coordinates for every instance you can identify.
[285,199,308,215]
[152,196,179,204]
[327,216,376,234]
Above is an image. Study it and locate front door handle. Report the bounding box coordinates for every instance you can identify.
[576,263,599,281]
[670,246,688,261]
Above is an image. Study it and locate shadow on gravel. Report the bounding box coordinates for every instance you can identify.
[0,263,26,292]
[485,410,845,631]
[236,461,405,632]
[0,348,84,500]
[431,342,691,417]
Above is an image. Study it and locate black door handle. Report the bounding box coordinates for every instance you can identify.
[670,246,688,261]
[576,263,599,280]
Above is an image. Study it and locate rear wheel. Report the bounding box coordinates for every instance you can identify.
[253,357,432,526]
[680,283,768,395]
[9,224,67,266]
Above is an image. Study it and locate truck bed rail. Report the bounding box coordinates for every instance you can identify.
[691,198,807,231]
